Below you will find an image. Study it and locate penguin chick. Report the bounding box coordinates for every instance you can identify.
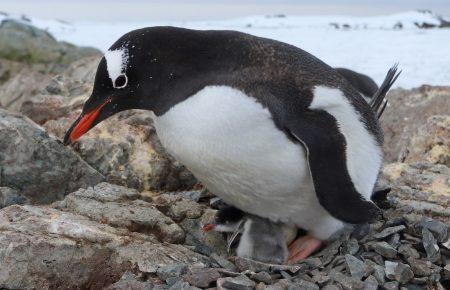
[203,206,296,264]
[237,215,289,264]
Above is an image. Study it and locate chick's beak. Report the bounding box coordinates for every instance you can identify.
[201,223,215,232]
[63,99,110,145]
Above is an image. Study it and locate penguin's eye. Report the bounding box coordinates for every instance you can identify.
[113,74,128,89]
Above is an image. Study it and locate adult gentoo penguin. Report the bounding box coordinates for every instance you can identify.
[64,27,399,264]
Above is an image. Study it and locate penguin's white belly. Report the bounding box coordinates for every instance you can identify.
[153,85,343,238]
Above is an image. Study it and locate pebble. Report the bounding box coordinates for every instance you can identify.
[383,281,399,290]
[210,253,238,272]
[322,285,343,290]
[250,271,272,284]
[184,268,221,288]
[418,218,448,243]
[344,254,366,280]
[217,275,256,290]
[362,275,378,290]
[397,244,420,259]
[330,271,364,289]
[384,261,398,279]
[156,263,187,281]
[294,279,320,290]
[168,280,201,290]
[394,262,414,284]
[370,241,398,258]
[422,228,441,263]
[407,258,432,277]
[373,225,406,239]
[342,239,360,255]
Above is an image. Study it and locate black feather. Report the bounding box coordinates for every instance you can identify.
[370,64,401,119]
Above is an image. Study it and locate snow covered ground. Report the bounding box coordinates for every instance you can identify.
[2,10,450,88]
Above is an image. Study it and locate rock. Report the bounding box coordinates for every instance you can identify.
[407,258,432,277]
[364,260,385,284]
[382,162,450,217]
[345,254,366,280]
[153,193,204,222]
[398,244,420,259]
[322,285,343,290]
[250,271,273,284]
[330,271,364,289]
[54,183,185,243]
[422,228,441,263]
[217,275,256,290]
[382,86,450,164]
[0,19,100,69]
[373,225,406,239]
[403,115,450,166]
[210,253,238,272]
[0,204,209,289]
[417,217,448,243]
[234,257,302,274]
[0,109,103,204]
[384,261,398,279]
[383,281,399,290]
[0,68,51,111]
[184,267,221,288]
[0,186,29,208]
[341,238,360,255]
[369,241,397,259]
[168,280,201,290]
[156,263,188,281]
[106,271,159,290]
[393,262,414,283]
[293,279,320,290]
[0,20,100,112]
[362,275,378,290]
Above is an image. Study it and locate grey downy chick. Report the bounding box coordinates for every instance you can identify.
[202,206,295,264]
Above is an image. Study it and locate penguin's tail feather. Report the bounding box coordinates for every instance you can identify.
[370,64,401,119]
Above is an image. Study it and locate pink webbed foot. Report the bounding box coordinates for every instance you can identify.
[287,235,322,264]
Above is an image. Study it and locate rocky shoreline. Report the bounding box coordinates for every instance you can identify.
[0,20,449,289]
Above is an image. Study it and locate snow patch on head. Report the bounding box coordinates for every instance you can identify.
[104,48,129,83]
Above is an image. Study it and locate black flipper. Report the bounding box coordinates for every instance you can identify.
[285,110,381,224]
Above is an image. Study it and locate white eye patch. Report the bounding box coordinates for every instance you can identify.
[104,48,129,89]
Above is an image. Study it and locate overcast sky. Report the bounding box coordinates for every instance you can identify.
[1,0,449,21]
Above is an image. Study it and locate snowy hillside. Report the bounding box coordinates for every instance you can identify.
[1,10,449,88]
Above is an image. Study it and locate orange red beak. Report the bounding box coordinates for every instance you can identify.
[201,223,215,232]
[63,99,109,145]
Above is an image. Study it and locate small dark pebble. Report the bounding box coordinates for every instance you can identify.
[217,275,255,290]
[422,228,441,263]
[374,225,406,239]
[345,254,366,280]
[383,281,399,290]
[250,271,272,284]
[370,241,397,258]
[363,275,378,290]
[418,218,448,243]
[183,268,221,288]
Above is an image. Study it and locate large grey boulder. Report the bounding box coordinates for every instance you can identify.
[0,20,101,111]
[0,109,103,204]
[0,19,100,69]
[382,85,450,163]
[0,204,209,289]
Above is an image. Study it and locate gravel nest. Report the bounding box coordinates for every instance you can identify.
[111,194,450,290]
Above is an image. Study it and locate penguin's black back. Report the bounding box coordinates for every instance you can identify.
[110,27,383,144]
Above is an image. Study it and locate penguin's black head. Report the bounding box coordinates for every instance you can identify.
[64,26,217,145]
